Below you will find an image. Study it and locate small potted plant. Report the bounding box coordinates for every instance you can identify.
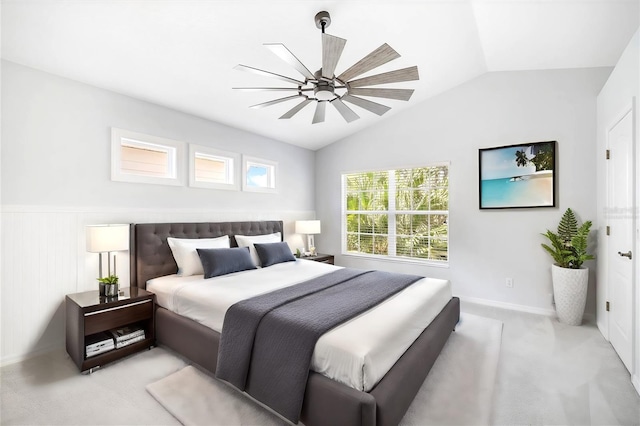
[98,275,119,297]
[541,208,594,325]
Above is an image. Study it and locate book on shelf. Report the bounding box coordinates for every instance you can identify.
[114,333,146,349]
[86,343,114,357]
[86,339,114,352]
[85,332,115,357]
[108,325,145,343]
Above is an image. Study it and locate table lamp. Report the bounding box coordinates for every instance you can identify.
[295,220,321,256]
[86,224,129,278]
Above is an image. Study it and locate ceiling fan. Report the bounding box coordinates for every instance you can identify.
[233,11,419,124]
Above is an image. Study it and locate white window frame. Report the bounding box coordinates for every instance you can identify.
[188,144,240,191]
[341,163,450,266]
[242,155,277,193]
[111,128,186,186]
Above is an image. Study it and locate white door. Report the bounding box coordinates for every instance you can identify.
[607,106,635,372]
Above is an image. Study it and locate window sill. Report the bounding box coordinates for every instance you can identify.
[340,253,449,269]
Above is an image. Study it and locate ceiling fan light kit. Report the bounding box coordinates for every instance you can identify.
[233,11,420,124]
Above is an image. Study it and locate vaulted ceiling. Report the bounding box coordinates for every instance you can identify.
[2,1,638,150]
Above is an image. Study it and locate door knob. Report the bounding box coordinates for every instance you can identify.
[618,251,632,260]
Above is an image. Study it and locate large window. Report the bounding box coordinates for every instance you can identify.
[342,164,449,264]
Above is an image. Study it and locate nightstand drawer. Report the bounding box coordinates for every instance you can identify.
[84,299,152,335]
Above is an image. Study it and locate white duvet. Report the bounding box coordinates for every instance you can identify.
[147,260,452,391]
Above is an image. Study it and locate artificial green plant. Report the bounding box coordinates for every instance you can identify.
[97,275,119,285]
[541,208,594,269]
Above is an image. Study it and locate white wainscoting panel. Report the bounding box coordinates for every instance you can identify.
[1,206,314,365]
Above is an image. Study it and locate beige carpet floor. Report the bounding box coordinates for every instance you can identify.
[462,301,640,425]
[2,302,639,425]
[146,313,503,426]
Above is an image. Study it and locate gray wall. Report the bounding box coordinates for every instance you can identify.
[315,68,611,314]
[1,60,314,210]
[0,60,315,363]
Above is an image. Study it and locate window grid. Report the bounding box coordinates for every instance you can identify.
[343,165,449,263]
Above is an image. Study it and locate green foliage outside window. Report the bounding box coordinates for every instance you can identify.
[344,166,449,262]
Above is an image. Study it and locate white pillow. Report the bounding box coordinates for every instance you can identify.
[167,235,230,276]
[235,232,282,267]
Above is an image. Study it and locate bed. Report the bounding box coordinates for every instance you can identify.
[130,221,460,426]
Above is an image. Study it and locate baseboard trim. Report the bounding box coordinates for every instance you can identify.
[460,296,556,317]
[632,374,640,396]
[1,343,63,368]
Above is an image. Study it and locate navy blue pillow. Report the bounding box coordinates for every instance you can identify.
[254,242,296,267]
[196,247,256,279]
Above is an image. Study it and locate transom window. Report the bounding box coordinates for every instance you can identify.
[243,156,277,193]
[195,154,230,183]
[111,128,185,186]
[189,144,239,190]
[342,165,449,264]
[121,141,171,177]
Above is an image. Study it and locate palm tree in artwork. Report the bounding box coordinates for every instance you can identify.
[515,149,529,167]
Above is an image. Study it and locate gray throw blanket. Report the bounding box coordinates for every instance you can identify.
[216,268,422,423]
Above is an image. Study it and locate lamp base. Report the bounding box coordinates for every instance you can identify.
[307,235,315,254]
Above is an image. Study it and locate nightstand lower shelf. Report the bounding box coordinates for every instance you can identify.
[82,337,154,372]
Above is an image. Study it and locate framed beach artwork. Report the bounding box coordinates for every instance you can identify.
[479,141,556,209]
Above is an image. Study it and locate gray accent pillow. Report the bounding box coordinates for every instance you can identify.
[196,247,256,279]
[254,242,296,267]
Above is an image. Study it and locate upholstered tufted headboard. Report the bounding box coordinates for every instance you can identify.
[130,221,284,289]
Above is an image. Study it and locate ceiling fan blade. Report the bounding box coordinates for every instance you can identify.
[348,87,414,101]
[249,95,303,109]
[337,44,400,83]
[280,98,313,119]
[341,95,391,116]
[331,98,360,123]
[233,87,314,92]
[312,101,326,124]
[347,66,419,88]
[322,33,347,79]
[264,43,316,80]
[234,64,305,86]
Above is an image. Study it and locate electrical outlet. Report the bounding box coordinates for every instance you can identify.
[506,278,513,288]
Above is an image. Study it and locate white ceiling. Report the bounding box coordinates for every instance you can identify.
[2,0,638,150]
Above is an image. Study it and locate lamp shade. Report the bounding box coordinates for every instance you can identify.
[295,220,321,235]
[86,224,129,253]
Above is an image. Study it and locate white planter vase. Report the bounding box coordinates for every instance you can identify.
[551,264,588,326]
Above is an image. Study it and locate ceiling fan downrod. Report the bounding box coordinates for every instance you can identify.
[315,11,331,34]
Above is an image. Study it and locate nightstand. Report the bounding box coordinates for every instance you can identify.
[65,287,155,373]
[301,253,334,265]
